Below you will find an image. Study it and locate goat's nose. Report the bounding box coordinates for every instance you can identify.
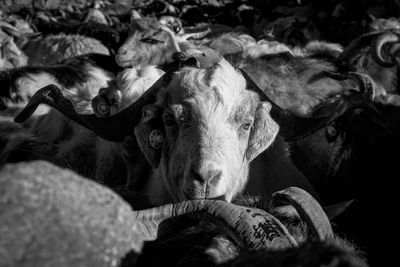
[191,164,222,185]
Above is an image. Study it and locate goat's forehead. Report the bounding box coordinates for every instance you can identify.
[161,62,257,108]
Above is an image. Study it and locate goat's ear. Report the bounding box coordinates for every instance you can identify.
[246,101,279,161]
[134,104,164,168]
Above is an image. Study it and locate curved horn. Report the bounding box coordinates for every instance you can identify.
[347,72,376,99]
[269,187,333,240]
[239,69,342,141]
[14,57,205,141]
[14,77,165,142]
[371,31,400,67]
[133,200,298,250]
[323,71,376,99]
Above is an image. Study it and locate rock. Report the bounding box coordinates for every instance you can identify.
[0,161,142,267]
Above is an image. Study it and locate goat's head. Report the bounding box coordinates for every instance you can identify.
[116,16,210,68]
[116,26,171,67]
[15,57,340,203]
[136,59,279,201]
[116,15,181,68]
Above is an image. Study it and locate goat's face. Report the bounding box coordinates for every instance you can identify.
[135,60,279,202]
[116,28,170,68]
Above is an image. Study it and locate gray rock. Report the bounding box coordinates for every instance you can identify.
[0,160,143,267]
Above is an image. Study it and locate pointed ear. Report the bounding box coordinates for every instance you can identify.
[246,101,279,161]
[134,104,164,168]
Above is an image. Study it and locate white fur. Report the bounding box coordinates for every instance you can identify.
[243,40,293,59]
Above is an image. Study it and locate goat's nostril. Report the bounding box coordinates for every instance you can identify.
[191,169,204,182]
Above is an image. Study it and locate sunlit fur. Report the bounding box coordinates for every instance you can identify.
[237,53,352,117]
[18,66,164,184]
[292,40,343,60]
[1,63,113,116]
[243,40,293,59]
[109,66,165,114]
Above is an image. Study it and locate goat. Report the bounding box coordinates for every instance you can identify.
[115,14,224,68]
[14,57,339,208]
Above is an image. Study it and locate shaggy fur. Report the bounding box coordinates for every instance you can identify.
[93,65,165,116]
[237,53,357,117]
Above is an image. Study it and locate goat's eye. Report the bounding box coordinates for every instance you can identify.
[140,38,164,44]
[242,120,253,131]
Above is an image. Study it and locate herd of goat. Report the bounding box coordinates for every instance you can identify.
[1,0,400,266]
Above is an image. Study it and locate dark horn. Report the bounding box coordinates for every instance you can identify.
[14,78,165,142]
[133,199,298,250]
[14,57,209,142]
[269,187,333,240]
[371,31,400,67]
[323,71,376,99]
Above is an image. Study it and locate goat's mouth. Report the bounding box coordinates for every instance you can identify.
[115,56,133,67]
[183,190,226,201]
